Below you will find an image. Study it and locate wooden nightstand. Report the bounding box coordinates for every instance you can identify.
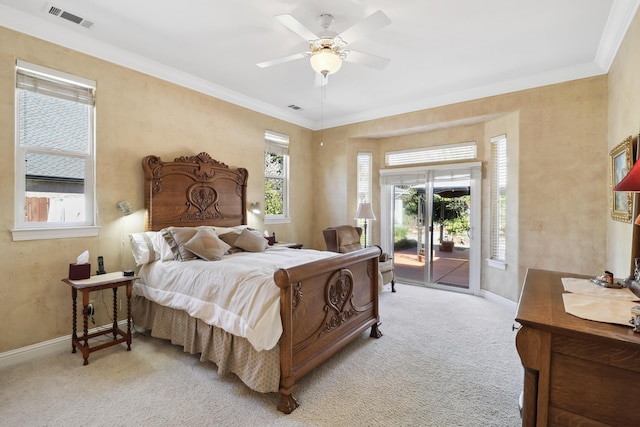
[62,272,137,365]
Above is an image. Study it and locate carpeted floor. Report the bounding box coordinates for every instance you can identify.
[0,283,523,427]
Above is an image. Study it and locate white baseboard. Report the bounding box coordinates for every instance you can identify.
[480,289,518,313]
[0,320,132,370]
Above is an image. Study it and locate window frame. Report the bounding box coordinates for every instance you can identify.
[12,60,98,241]
[264,130,290,225]
[489,134,507,268]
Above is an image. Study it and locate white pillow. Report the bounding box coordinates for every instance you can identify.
[152,230,175,261]
[129,232,158,266]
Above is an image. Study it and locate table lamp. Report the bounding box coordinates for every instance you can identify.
[355,202,376,247]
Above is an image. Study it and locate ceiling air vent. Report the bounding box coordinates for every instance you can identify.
[288,104,302,111]
[47,4,94,29]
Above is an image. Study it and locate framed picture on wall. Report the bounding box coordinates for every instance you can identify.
[610,135,634,222]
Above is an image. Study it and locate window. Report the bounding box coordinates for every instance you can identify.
[385,142,477,167]
[13,60,97,241]
[356,152,373,246]
[490,135,507,265]
[264,130,290,224]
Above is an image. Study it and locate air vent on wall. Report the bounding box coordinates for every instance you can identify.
[47,4,94,29]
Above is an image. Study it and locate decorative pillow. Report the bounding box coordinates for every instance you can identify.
[219,230,241,247]
[212,226,236,236]
[183,228,226,261]
[233,228,269,252]
[213,225,250,236]
[129,232,159,266]
[162,226,234,261]
[161,227,200,261]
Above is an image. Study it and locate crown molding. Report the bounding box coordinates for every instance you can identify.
[2,2,637,131]
[0,5,315,129]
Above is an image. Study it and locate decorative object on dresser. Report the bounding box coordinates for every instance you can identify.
[515,269,640,426]
[134,152,383,414]
[323,225,395,293]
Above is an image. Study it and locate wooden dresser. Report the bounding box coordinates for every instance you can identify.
[515,268,640,426]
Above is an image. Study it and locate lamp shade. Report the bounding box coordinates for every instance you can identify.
[614,161,640,192]
[355,202,376,220]
[310,48,342,75]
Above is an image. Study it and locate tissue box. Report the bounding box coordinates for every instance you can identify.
[69,263,91,280]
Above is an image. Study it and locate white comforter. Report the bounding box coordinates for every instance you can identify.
[133,246,336,351]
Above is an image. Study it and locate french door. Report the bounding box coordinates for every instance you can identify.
[380,163,481,294]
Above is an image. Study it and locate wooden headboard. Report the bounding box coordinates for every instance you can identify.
[142,152,248,231]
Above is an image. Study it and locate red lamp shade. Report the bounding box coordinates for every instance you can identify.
[614,161,640,192]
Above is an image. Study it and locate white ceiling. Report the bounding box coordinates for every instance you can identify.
[1,0,638,130]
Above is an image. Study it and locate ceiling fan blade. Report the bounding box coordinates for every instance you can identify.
[338,10,391,45]
[257,52,306,68]
[275,14,319,42]
[345,50,390,70]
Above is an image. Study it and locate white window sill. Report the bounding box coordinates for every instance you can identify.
[486,259,507,270]
[11,226,100,241]
[264,217,291,225]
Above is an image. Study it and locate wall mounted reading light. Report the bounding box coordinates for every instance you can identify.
[117,200,133,216]
[250,202,261,214]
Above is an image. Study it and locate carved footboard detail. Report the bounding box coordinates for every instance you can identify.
[274,246,382,414]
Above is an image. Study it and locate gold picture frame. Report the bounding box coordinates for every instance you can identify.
[610,135,634,222]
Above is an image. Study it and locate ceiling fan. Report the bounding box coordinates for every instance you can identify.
[257,10,392,85]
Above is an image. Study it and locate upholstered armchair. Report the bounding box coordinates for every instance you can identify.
[322,225,396,292]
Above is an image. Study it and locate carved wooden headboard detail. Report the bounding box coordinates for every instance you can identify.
[142,152,248,231]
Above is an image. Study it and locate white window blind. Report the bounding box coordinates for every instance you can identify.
[357,152,372,204]
[16,71,95,105]
[265,130,289,156]
[385,142,476,167]
[490,135,507,262]
[356,152,373,246]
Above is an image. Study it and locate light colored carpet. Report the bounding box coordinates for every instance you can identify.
[0,284,523,427]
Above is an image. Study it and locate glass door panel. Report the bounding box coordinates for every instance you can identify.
[430,177,470,289]
[385,165,477,293]
[392,184,429,285]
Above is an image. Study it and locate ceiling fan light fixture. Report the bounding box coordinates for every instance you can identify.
[310,48,342,75]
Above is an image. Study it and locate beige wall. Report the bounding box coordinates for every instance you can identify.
[0,27,313,352]
[2,10,626,353]
[608,10,640,277]
[312,77,608,302]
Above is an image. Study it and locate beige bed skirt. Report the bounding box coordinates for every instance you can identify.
[132,295,280,393]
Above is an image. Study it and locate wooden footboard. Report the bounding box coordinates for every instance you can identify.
[273,246,383,413]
